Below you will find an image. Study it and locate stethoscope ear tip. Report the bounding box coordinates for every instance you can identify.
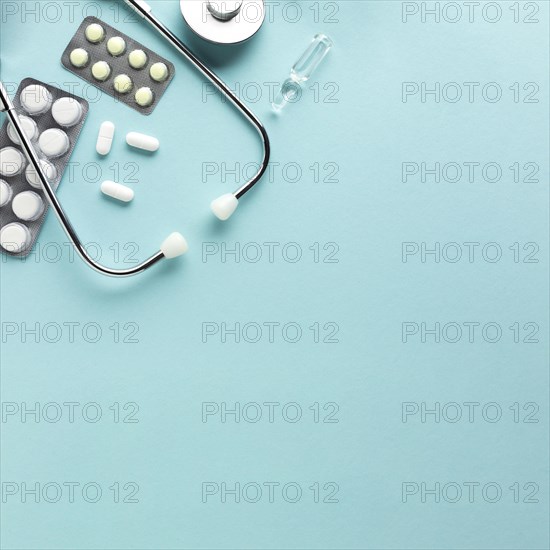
[211,193,239,221]
[160,232,189,258]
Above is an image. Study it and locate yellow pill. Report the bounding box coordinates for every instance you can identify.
[135,87,154,108]
[69,48,89,68]
[129,49,148,69]
[107,36,126,56]
[114,74,133,94]
[92,61,111,81]
[149,62,169,82]
[85,23,105,43]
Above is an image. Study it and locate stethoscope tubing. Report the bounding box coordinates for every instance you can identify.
[0,86,165,277]
[124,0,271,200]
[0,2,270,277]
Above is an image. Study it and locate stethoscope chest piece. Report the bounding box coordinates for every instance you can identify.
[180,0,265,44]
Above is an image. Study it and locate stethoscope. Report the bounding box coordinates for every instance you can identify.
[0,0,270,277]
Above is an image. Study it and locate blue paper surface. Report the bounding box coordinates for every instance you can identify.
[0,1,548,548]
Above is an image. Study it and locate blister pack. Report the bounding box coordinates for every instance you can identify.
[61,16,175,115]
[0,78,89,257]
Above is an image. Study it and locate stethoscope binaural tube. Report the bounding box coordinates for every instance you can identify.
[0,81,188,277]
[123,0,271,221]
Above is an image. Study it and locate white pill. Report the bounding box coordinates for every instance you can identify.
[0,179,13,207]
[128,49,148,69]
[113,74,133,94]
[150,62,169,82]
[85,23,105,43]
[25,159,57,189]
[20,84,53,115]
[135,87,154,108]
[52,97,83,127]
[101,180,134,202]
[92,61,111,81]
[126,132,159,152]
[0,222,32,253]
[70,48,89,68]
[7,116,38,145]
[96,121,115,156]
[38,128,70,158]
[12,191,45,221]
[107,36,126,56]
[0,147,26,176]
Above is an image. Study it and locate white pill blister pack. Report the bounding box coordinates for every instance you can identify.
[0,78,88,257]
[61,16,175,115]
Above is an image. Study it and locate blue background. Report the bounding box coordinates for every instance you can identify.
[0,1,548,548]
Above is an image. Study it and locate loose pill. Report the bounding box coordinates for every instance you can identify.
[85,23,105,43]
[149,62,169,82]
[0,179,13,207]
[0,222,32,253]
[52,97,83,127]
[92,61,111,81]
[0,147,26,176]
[12,191,45,221]
[39,128,70,158]
[107,36,126,56]
[128,49,148,69]
[7,115,38,145]
[26,159,57,189]
[126,132,160,152]
[101,180,134,203]
[70,48,89,68]
[135,87,154,108]
[114,74,133,94]
[96,121,115,156]
[20,84,53,115]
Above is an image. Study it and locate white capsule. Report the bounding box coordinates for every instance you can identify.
[101,180,134,202]
[96,121,115,156]
[0,222,32,253]
[126,132,159,152]
[12,190,45,221]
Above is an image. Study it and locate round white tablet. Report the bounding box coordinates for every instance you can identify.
[85,23,105,43]
[92,61,111,81]
[20,84,53,115]
[0,222,32,253]
[128,49,148,69]
[7,115,38,145]
[0,179,13,207]
[135,87,154,108]
[70,48,90,68]
[12,191,45,221]
[149,62,169,82]
[0,147,26,176]
[107,36,126,56]
[52,97,83,127]
[38,128,70,158]
[25,159,57,189]
[113,74,133,94]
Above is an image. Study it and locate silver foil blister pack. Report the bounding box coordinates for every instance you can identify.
[61,16,175,115]
[0,78,89,257]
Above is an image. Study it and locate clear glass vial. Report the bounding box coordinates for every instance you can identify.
[272,34,333,112]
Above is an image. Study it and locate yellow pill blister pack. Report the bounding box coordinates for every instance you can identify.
[61,16,175,115]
